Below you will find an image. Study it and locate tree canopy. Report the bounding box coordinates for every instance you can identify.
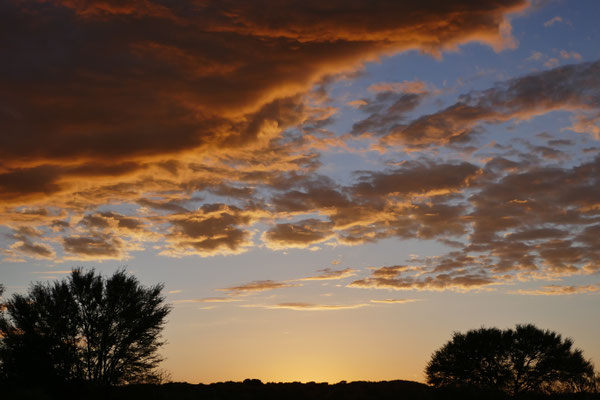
[426,324,596,396]
[0,269,171,386]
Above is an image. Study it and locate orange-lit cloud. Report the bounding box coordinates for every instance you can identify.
[0,0,526,211]
[368,80,430,94]
[1,0,533,260]
[263,219,335,249]
[219,280,298,294]
[31,270,72,275]
[351,161,480,197]
[301,268,357,281]
[513,284,600,296]
[243,302,370,311]
[1,0,526,174]
[369,299,420,304]
[4,1,600,295]
[159,204,263,257]
[62,234,128,260]
[349,265,496,292]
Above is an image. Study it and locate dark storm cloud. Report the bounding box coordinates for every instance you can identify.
[0,162,144,204]
[1,0,525,178]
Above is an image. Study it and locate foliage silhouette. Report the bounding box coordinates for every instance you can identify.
[0,268,171,386]
[426,324,596,396]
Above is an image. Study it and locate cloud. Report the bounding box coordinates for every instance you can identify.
[3,0,598,300]
[243,302,369,311]
[263,158,479,249]
[11,241,55,259]
[332,154,600,291]
[271,180,351,213]
[350,271,496,292]
[1,0,547,271]
[137,198,190,214]
[0,166,64,203]
[62,234,128,260]
[352,161,480,197]
[219,280,298,294]
[505,228,568,241]
[568,113,600,140]
[0,162,145,205]
[368,80,430,94]
[513,284,600,295]
[543,58,559,68]
[369,298,420,304]
[301,268,357,281]
[348,263,497,292]
[160,204,259,257]
[543,16,563,27]
[4,226,56,260]
[263,219,335,249]
[351,92,425,136]
[0,0,528,166]
[79,211,148,236]
[381,61,600,148]
[0,0,527,202]
[466,155,600,273]
[559,50,582,61]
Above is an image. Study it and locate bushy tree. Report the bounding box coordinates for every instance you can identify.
[426,324,596,396]
[0,269,171,386]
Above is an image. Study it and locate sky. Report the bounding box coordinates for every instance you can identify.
[1,0,600,384]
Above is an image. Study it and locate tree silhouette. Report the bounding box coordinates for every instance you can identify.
[0,269,171,385]
[426,324,596,396]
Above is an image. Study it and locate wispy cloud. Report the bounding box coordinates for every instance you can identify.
[219,280,299,294]
[512,284,600,296]
[543,16,563,27]
[369,299,421,304]
[300,268,357,281]
[242,302,370,311]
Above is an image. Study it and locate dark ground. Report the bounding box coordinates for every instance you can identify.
[2,379,599,400]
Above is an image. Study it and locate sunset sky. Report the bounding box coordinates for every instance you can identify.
[2,0,600,384]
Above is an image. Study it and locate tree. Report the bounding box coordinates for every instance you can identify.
[0,268,171,385]
[426,324,596,396]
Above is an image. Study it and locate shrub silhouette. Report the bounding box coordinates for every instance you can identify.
[426,324,596,396]
[0,268,171,386]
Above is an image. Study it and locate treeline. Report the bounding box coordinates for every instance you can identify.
[2,379,600,400]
